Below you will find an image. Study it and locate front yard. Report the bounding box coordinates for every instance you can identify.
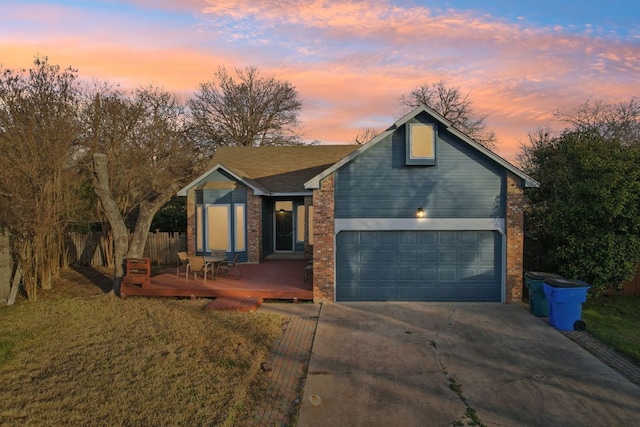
[582,295,640,365]
[1,266,638,426]
[0,268,283,426]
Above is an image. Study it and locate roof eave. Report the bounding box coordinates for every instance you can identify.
[177,163,268,196]
[269,191,313,197]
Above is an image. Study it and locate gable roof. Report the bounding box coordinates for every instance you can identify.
[304,105,540,189]
[177,145,359,196]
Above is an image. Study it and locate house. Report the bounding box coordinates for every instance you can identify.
[178,105,539,303]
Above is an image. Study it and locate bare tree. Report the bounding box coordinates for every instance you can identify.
[517,124,555,171]
[189,66,303,150]
[399,80,497,149]
[80,85,206,295]
[555,96,640,145]
[352,126,380,145]
[0,57,82,300]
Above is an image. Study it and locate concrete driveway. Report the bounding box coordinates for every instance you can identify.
[297,303,640,427]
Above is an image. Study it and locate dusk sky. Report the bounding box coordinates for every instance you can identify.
[2,0,639,162]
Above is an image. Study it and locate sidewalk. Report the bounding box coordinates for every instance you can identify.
[562,330,640,386]
[252,303,321,426]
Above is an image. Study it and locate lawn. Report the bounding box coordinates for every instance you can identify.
[0,268,283,426]
[582,295,640,365]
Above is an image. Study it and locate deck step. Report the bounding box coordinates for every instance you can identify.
[205,296,263,312]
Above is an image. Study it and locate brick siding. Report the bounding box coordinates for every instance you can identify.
[506,171,525,303]
[247,188,262,263]
[312,175,335,303]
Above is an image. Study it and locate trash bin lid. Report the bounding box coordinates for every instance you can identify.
[525,271,564,280]
[544,278,590,288]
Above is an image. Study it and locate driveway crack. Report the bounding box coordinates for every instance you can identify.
[429,307,456,373]
[428,308,487,427]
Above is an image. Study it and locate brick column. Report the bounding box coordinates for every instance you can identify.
[246,188,262,263]
[312,175,335,303]
[505,172,524,303]
[186,189,196,256]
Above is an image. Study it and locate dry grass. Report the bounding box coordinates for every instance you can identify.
[0,267,283,426]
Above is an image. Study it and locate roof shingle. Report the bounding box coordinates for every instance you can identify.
[210,145,359,193]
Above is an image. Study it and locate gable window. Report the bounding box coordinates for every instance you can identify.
[406,122,436,165]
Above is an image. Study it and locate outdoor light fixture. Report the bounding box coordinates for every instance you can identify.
[416,207,426,218]
[278,208,285,214]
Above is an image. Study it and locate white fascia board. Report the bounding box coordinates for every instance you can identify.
[270,192,313,197]
[335,218,506,234]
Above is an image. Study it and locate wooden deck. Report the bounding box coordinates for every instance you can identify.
[121,258,313,301]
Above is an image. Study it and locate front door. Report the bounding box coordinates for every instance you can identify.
[276,211,293,250]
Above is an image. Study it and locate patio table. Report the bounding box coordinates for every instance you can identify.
[203,256,227,282]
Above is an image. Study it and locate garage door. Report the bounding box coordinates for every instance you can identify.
[336,230,502,301]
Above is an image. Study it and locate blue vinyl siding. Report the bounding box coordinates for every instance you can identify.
[335,117,505,219]
[333,114,506,302]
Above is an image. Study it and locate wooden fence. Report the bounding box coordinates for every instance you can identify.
[0,230,185,304]
[64,231,187,267]
[611,265,640,297]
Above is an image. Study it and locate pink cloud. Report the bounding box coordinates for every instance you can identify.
[1,0,638,163]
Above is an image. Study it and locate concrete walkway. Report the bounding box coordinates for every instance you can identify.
[297,303,640,427]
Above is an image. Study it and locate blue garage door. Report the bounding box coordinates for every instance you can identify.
[336,230,502,301]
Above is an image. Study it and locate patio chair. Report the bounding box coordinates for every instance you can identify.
[210,250,227,259]
[216,253,241,279]
[304,260,313,282]
[176,252,189,277]
[187,256,209,281]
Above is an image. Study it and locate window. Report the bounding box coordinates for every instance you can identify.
[235,204,245,251]
[406,122,436,165]
[196,204,244,254]
[296,205,305,242]
[207,205,230,251]
[275,200,293,212]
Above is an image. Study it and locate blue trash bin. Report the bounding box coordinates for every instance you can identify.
[524,271,563,317]
[543,278,590,331]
